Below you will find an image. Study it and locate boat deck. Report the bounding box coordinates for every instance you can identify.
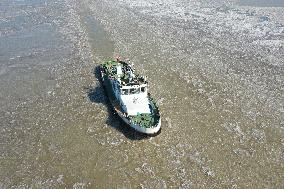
[101,60,146,86]
[130,98,160,128]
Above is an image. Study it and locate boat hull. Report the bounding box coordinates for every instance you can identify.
[99,65,161,135]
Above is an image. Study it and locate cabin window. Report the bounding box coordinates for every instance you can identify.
[122,89,129,95]
[122,88,142,95]
[130,88,140,94]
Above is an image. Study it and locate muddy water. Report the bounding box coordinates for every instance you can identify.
[1,0,283,188]
[84,1,284,188]
[82,15,114,59]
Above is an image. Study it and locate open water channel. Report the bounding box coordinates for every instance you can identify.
[0,0,283,188]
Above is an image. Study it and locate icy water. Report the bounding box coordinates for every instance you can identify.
[1,0,283,188]
[240,0,284,7]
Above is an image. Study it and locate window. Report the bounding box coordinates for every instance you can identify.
[141,87,145,93]
[122,88,141,95]
[122,89,129,95]
[130,88,140,94]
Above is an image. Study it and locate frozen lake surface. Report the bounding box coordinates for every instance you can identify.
[0,0,283,188]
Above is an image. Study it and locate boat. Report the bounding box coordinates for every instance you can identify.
[99,58,161,135]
